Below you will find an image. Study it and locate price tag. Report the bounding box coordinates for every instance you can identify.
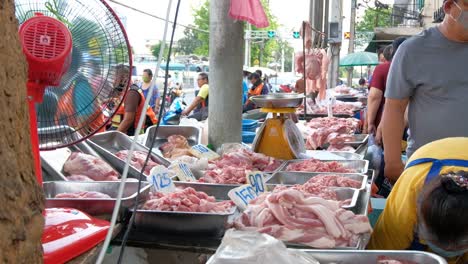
[172,162,197,182]
[228,184,259,211]
[246,171,267,194]
[147,165,176,193]
[189,144,220,161]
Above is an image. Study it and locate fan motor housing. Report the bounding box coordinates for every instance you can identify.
[19,13,72,87]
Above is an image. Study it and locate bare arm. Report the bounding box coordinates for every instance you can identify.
[367,87,383,134]
[382,98,409,183]
[182,96,202,116]
[117,111,136,133]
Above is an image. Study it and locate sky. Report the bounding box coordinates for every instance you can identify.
[108,0,395,56]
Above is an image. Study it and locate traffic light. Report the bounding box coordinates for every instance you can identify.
[267,30,276,38]
[292,31,300,39]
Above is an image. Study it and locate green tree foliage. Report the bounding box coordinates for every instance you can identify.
[192,1,210,56]
[356,7,393,32]
[190,0,284,67]
[150,41,170,59]
[177,27,202,55]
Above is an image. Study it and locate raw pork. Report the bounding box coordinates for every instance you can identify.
[55,191,111,199]
[142,187,233,213]
[272,175,361,201]
[304,117,360,150]
[285,159,353,173]
[63,152,120,181]
[234,189,372,248]
[199,148,282,184]
[115,150,160,175]
[66,175,94,181]
[159,135,193,159]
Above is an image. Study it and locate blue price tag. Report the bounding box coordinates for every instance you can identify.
[228,184,259,211]
[148,165,175,193]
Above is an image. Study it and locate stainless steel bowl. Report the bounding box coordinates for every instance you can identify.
[250,94,305,108]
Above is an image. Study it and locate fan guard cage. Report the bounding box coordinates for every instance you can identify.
[16,0,132,150]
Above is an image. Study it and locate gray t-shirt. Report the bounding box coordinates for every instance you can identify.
[385,26,468,158]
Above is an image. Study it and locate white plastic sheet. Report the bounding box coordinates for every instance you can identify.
[207,229,320,264]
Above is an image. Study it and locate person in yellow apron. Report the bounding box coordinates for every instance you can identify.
[368,137,468,264]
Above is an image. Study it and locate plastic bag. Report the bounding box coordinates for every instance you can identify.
[207,229,320,264]
[366,135,392,197]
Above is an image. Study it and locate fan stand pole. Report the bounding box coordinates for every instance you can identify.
[27,83,44,184]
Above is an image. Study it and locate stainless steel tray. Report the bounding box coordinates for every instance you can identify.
[296,250,447,264]
[279,159,369,174]
[266,172,368,192]
[40,140,104,182]
[173,181,275,201]
[304,150,364,160]
[343,134,369,147]
[133,183,238,237]
[88,131,170,179]
[44,181,151,215]
[250,94,305,108]
[144,125,201,151]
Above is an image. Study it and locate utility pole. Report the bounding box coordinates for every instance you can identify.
[209,0,244,148]
[281,45,285,72]
[347,0,357,86]
[328,0,343,89]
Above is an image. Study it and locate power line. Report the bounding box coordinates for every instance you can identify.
[108,0,209,34]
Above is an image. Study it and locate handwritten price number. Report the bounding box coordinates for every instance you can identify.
[228,185,258,211]
[247,172,266,194]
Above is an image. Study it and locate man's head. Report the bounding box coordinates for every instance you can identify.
[358,78,366,86]
[383,45,393,62]
[255,70,263,79]
[113,64,130,92]
[142,69,153,83]
[443,0,468,40]
[248,72,261,85]
[197,72,208,88]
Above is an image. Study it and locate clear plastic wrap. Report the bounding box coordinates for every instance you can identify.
[207,229,320,264]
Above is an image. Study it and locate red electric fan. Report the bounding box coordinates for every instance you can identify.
[16,0,132,262]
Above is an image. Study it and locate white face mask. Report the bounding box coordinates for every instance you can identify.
[452,2,468,30]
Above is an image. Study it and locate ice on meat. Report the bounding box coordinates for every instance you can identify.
[199,149,282,184]
[142,187,233,213]
[234,189,372,248]
[285,159,353,173]
[55,191,111,199]
[66,175,94,181]
[115,150,160,175]
[63,152,120,181]
[159,135,194,159]
[377,256,418,264]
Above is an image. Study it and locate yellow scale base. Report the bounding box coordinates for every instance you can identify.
[254,108,297,160]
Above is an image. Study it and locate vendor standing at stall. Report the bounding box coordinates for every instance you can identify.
[368,137,468,264]
[111,83,145,135]
[382,0,468,182]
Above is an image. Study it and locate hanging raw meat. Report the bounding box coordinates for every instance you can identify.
[228,0,269,28]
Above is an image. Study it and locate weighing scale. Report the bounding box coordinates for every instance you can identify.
[251,94,306,160]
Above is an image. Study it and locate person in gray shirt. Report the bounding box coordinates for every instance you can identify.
[382,0,468,182]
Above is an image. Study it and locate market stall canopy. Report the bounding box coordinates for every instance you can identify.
[339,51,378,67]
